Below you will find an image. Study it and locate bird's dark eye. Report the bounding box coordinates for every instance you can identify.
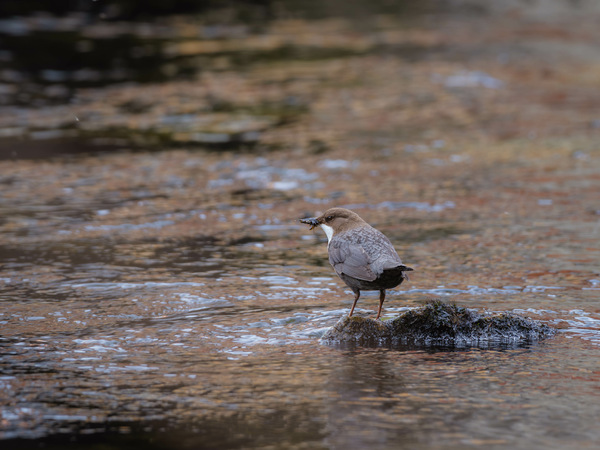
[326,216,333,222]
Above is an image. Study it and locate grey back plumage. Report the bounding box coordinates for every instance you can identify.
[327,225,404,282]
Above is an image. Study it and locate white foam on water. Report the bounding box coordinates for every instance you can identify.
[259,275,298,284]
[67,281,205,290]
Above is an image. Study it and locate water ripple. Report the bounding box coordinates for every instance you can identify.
[397,284,566,296]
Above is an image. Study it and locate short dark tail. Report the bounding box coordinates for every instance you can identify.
[400,265,413,281]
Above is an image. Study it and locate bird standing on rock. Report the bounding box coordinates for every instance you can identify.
[300,207,413,319]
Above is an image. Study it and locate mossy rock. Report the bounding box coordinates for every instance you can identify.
[321,300,556,348]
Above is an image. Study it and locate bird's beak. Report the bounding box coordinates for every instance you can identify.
[299,217,320,230]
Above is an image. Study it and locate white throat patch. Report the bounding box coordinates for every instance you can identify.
[320,223,334,244]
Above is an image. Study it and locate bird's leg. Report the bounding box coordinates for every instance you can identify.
[348,290,360,317]
[376,290,386,320]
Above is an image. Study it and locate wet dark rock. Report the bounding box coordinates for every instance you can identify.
[321,300,556,348]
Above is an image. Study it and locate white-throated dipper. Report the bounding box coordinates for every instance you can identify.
[300,207,413,319]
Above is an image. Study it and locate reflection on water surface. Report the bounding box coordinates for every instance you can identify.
[2,144,600,449]
[2,235,600,449]
[2,140,600,449]
[2,1,600,449]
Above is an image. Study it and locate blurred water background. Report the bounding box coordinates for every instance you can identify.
[1,1,600,448]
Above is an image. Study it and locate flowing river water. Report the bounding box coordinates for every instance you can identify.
[1,146,599,449]
[2,1,600,449]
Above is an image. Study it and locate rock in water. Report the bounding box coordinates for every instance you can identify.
[321,300,556,348]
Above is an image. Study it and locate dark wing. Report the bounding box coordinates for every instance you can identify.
[328,238,377,282]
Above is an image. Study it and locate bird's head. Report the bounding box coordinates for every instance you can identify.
[300,207,367,241]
